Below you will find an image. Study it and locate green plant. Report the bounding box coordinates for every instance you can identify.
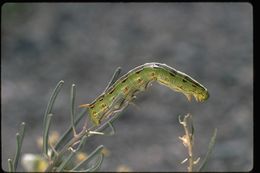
[7,67,123,172]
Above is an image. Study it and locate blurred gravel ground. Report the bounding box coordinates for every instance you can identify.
[1,3,253,172]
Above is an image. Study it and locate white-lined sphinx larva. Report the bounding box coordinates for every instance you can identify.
[80,62,209,126]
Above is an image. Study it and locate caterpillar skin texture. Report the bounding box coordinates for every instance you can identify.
[81,62,209,126]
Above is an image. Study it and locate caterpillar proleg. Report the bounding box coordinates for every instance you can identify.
[80,62,209,126]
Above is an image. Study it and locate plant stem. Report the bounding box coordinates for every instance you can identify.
[45,121,107,171]
[45,129,85,172]
[179,114,194,172]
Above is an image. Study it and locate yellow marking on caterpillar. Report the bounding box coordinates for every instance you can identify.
[80,62,209,126]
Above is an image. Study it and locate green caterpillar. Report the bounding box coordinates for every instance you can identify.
[80,62,209,126]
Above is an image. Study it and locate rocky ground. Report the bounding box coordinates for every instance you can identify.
[2,3,253,171]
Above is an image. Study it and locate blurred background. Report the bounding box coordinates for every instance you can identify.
[1,3,253,172]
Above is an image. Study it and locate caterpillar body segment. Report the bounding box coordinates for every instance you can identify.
[80,62,209,126]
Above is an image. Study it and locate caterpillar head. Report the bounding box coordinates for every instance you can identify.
[195,89,209,102]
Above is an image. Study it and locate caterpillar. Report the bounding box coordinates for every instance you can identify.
[80,62,209,126]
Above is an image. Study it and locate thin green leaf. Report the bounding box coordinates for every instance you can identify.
[19,122,26,145]
[70,84,76,136]
[13,122,26,171]
[109,111,123,124]
[43,114,53,157]
[13,133,20,170]
[43,80,64,154]
[56,151,75,172]
[43,80,64,127]
[197,128,218,172]
[8,159,14,172]
[107,122,116,136]
[85,153,104,172]
[70,154,104,172]
[99,122,115,136]
[77,135,88,151]
[104,67,121,92]
[72,145,104,171]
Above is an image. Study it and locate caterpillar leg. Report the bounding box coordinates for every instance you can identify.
[99,94,130,121]
[99,101,129,122]
[184,93,193,102]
